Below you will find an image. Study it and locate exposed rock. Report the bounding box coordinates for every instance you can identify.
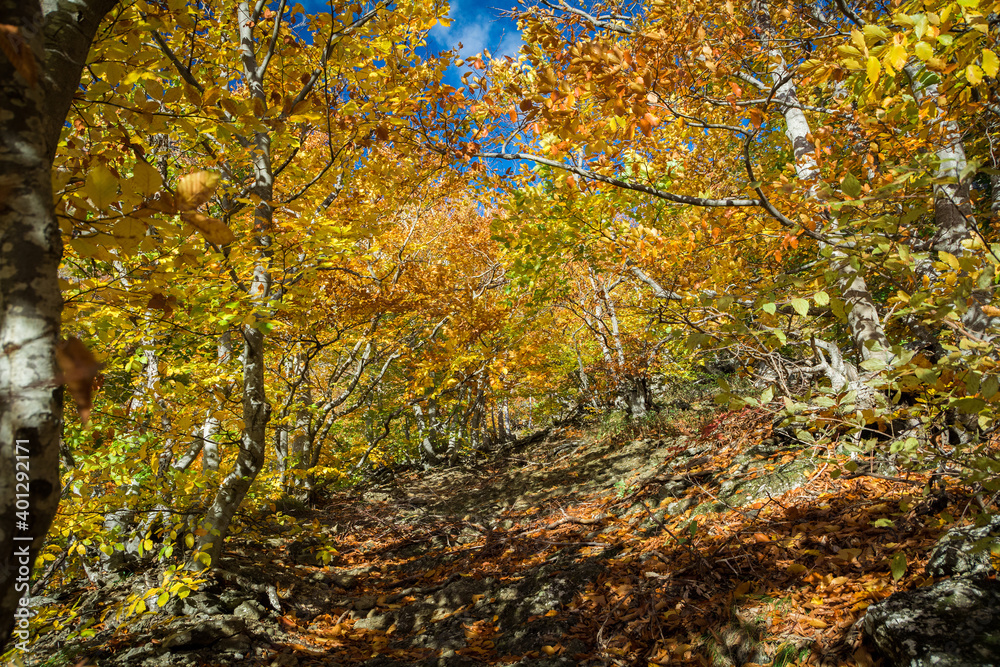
[161,617,247,649]
[863,577,1000,666]
[216,632,253,656]
[219,588,253,611]
[354,594,378,611]
[270,653,299,667]
[162,591,224,617]
[234,599,268,621]
[926,517,1000,579]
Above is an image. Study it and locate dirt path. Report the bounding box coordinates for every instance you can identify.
[28,407,956,666]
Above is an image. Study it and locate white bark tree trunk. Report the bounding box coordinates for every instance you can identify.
[761,31,892,364]
[0,0,118,649]
[193,1,275,569]
[904,62,995,339]
[201,330,232,473]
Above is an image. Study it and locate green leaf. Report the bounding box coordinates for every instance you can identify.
[949,397,986,414]
[982,375,999,400]
[841,172,862,198]
[859,357,886,371]
[873,518,894,528]
[157,591,170,608]
[813,291,830,306]
[890,552,907,581]
[762,302,776,315]
[790,298,810,316]
[760,386,774,405]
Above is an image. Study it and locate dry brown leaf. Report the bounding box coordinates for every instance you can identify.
[181,212,236,246]
[56,337,102,424]
[176,170,220,210]
[0,24,38,86]
[146,292,178,317]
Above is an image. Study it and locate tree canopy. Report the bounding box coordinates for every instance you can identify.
[3,0,1000,656]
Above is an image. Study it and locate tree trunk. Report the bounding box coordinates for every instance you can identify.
[201,330,232,473]
[763,37,892,365]
[905,62,995,339]
[0,0,118,649]
[193,1,275,568]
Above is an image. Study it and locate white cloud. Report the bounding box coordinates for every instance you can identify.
[454,22,491,57]
[429,1,520,59]
[494,30,524,59]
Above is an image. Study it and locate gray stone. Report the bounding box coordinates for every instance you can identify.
[161,617,247,648]
[354,613,393,631]
[219,589,252,611]
[271,653,299,667]
[354,595,377,611]
[233,600,267,621]
[926,517,1000,579]
[162,591,224,617]
[216,632,252,656]
[863,577,1000,666]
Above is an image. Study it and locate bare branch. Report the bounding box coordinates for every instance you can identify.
[476,150,762,208]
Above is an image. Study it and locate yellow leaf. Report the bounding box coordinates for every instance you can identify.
[887,44,907,71]
[967,64,984,85]
[185,533,195,548]
[112,218,145,245]
[85,164,119,210]
[983,49,999,78]
[176,171,220,210]
[805,617,828,629]
[851,28,866,52]
[867,56,881,85]
[939,251,960,270]
[915,41,933,61]
[181,212,237,246]
[131,160,163,196]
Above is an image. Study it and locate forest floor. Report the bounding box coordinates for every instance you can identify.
[24,400,979,667]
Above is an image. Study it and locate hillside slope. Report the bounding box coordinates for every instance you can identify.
[25,405,966,666]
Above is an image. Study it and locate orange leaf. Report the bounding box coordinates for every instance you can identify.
[176,171,220,210]
[749,108,763,130]
[181,212,236,246]
[56,337,103,424]
[0,24,38,86]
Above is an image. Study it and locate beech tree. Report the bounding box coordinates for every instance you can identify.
[448,0,1000,449]
[0,0,120,648]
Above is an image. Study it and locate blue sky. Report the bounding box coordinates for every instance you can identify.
[296,0,524,61]
[427,0,523,60]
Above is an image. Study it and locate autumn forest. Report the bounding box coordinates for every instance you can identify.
[3,0,1000,664]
